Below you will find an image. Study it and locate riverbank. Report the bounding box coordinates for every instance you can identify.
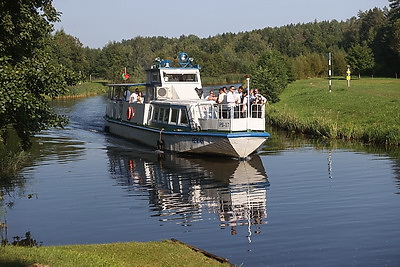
[58,80,108,99]
[266,78,400,146]
[0,240,231,266]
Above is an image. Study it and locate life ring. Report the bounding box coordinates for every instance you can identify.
[127,107,135,120]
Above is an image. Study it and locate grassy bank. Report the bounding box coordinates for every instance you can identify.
[266,78,400,146]
[0,240,230,267]
[60,80,108,98]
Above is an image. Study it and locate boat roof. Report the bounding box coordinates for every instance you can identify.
[147,67,200,71]
[151,99,212,105]
[107,83,147,87]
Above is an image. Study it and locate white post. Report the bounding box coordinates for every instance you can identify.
[328,52,332,93]
[246,76,250,131]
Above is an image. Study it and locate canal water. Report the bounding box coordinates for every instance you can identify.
[1,95,399,266]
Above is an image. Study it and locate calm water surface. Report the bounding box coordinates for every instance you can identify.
[1,96,399,266]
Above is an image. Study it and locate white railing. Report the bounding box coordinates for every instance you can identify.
[198,104,264,119]
[197,104,265,132]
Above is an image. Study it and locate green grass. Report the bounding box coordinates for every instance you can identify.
[61,80,108,98]
[0,240,231,267]
[266,78,400,146]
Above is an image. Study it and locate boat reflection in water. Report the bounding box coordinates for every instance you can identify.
[107,146,269,238]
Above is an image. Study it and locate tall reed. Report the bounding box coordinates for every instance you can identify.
[0,148,28,179]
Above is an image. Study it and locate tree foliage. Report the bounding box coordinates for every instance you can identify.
[53,29,89,81]
[346,43,375,76]
[251,50,291,103]
[0,0,72,150]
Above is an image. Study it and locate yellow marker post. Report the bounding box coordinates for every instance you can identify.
[346,66,351,88]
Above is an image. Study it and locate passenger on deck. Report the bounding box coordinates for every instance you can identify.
[136,91,144,103]
[227,86,239,118]
[254,89,266,104]
[123,87,131,102]
[216,88,227,104]
[252,88,267,118]
[216,87,227,118]
[241,91,249,118]
[129,88,139,103]
[238,86,244,98]
[206,90,217,101]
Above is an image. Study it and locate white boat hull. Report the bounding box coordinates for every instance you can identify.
[105,52,271,159]
[105,118,269,158]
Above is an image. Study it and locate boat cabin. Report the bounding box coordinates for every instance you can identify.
[105,53,266,133]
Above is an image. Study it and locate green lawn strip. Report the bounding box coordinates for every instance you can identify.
[62,80,108,98]
[266,78,400,145]
[0,240,230,267]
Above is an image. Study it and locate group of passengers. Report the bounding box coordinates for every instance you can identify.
[123,87,144,103]
[206,86,266,118]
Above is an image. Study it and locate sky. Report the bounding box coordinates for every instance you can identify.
[52,0,389,48]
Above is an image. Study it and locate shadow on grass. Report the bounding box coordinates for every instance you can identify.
[0,260,31,267]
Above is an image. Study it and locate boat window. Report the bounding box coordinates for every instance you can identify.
[163,108,170,123]
[170,108,178,124]
[151,72,160,83]
[153,106,159,121]
[163,73,198,82]
[179,109,188,126]
[159,108,165,122]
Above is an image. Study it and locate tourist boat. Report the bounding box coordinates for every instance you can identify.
[104,53,270,159]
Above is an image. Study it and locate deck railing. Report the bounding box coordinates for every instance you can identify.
[197,103,266,132]
[106,100,266,132]
[199,103,265,120]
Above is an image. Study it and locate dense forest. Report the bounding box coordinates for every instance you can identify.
[54,1,400,83]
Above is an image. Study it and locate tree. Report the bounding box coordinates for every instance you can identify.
[388,0,400,20]
[251,50,291,103]
[96,42,135,82]
[388,0,400,58]
[345,43,375,77]
[53,30,89,80]
[0,0,72,150]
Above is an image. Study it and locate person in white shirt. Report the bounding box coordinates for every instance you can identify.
[227,86,238,118]
[216,87,227,118]
[206,90,217,101]
[129,88,139,103]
